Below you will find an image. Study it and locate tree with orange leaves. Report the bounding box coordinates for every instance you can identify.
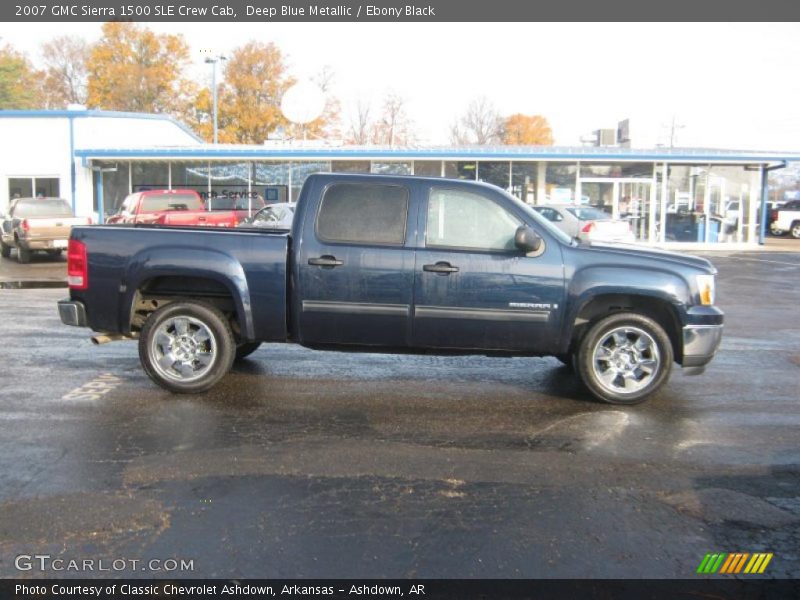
[502,114,554,145]
[86,22,195,115]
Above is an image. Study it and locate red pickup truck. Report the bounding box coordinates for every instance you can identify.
[106,189,237,227]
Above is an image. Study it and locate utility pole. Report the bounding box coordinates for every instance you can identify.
[204,54,227,144]
[667,115,685,149]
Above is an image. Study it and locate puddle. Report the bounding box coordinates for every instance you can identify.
[0,280,67,289]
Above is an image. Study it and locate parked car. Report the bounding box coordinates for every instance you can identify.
[1,197,91,263]
[532,204,636,244]
[240,203,296,229]
[106,189,237,227]
[769,199,800,238]
[58,174,723,405]
[205,193,267,223]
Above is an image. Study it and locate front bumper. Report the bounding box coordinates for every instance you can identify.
[681,305,724,373]
[58,299,87,327]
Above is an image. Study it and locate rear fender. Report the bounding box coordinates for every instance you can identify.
[121,245,253,338]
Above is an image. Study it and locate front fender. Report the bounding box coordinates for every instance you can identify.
[560,265,691,352]
[121,245,254,339]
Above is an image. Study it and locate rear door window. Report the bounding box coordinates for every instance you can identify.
[317,183,408,246]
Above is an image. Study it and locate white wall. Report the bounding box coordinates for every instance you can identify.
[0,112,199,216]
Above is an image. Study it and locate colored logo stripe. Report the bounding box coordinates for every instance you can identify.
[744,553,774,574]
[697,552,773,574]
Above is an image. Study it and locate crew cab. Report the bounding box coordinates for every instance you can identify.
[769,199,800,238]
[106,189,237,227]
[1,197,91,263]
[57,174,724,405]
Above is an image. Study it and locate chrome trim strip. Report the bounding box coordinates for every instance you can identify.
[415,306,549,323]
[302,300,410,317]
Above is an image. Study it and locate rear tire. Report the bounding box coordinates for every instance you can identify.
[139,300,235,393]
[0,241,10,258]
[576,312,673,405]
[235,342,261,361]
[17,245,31,264]
[791,222,800,239]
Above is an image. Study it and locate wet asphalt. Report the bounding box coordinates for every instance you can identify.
[0,250,798,579]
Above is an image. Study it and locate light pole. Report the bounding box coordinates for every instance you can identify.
[204,55,227,144]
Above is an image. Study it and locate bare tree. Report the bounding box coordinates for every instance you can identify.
[450,96,503,145]
[372,91,414,146]
[347,99,372,145]
[40,36,89,107]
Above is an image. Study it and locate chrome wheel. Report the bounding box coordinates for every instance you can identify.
[591,326,660,395]
[149,316,217,383]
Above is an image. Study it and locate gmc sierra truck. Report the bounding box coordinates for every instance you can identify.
[57,173,724,404]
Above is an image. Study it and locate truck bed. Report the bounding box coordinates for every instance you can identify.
[69,225,290,342]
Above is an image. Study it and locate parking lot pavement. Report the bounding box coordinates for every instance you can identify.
[0,252,798,579]
[0,253,66,284]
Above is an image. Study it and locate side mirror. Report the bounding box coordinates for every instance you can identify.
[515,225,543,253]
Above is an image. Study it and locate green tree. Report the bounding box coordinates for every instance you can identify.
[0,45,41,109]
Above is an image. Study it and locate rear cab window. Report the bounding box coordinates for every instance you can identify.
[13,199,73,217]
[316,182,409,246]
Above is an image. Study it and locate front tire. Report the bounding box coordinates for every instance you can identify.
[576,312,673,405]
[791,222,800,239]
[139,301,235,393]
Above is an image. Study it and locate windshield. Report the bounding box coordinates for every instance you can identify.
[504,193,574,245]
[566,206,611,221]
[140,194,204,212]
[13,198,73,218]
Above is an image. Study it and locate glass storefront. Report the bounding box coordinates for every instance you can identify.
[88,156,769,245]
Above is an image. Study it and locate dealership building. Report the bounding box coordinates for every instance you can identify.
[2,108,798,247]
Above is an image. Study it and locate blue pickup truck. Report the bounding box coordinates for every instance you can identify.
[58,173,723,404]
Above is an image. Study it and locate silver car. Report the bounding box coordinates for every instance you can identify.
[241,203,296,230]
[532,204,636,244]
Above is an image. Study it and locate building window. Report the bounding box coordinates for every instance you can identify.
[290,161,331,201]
[511,162,537,204]
[371,161,412,175]
[413,161,442,177]
[131,163,168,192]
[8,177,60,199]
[95,162,130,215]
[331,160,371,173]
[478,161,511,190]
[580,163,653,178]
[545,162,577,203]
[444,161,477,180]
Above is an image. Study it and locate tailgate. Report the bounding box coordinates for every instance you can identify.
[162,211,236,226]
[24,217,87,241]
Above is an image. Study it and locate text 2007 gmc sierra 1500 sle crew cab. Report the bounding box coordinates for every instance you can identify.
[58,174,724,404]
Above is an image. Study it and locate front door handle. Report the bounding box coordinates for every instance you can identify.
[423,261,459,274]
[308,255,344,267]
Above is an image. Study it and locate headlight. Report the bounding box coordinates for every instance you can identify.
[696,274,715,306]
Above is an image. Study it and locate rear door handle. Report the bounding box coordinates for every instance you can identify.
[308,255,344,267]
[423,262,459,274]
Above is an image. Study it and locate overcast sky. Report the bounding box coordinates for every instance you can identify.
[4,22,800,150]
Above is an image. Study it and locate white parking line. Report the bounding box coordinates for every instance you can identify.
[61,373,124,401]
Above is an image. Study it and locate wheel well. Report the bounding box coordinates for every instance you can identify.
[132,276,243,339]
[569,294,683,362]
